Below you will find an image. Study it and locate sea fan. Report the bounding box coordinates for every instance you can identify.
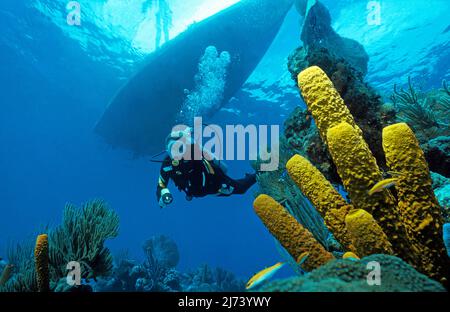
[48,200,119,282]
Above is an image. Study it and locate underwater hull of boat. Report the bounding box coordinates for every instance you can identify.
[95,0,294,156]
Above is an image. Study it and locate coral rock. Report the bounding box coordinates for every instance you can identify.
[259,255,445,292]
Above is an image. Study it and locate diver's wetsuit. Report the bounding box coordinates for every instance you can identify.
[156,155,256,203]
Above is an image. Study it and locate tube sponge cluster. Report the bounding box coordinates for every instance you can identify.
[34,234,49,292]
[252,65,449,285]
[284,66,449,284]
[253,194,334,271]
[286,154,356,253]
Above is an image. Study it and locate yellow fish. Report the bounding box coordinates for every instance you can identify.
[368,177,398,195]
[245,262,285,290]
[296,252,310,266]
[342,252,360,260]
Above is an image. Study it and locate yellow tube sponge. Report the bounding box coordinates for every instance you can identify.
[383,123,449,283]
[254,194,334,271]
[286,154,356,252]
[326,122,394,214]
[297,65,361,145]
[326,122,411,258]
[345,209,394,257]
[35,234,49,292]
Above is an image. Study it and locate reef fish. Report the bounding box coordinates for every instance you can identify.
[246,262,285,290]
[368,177,399,195]
[342,252,360,261]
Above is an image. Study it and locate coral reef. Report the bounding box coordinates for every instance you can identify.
[181,264,244,292]
[254,65,448,289]
[96,236,244,292]
[286,66,449,284]
[390,78,450,177]
[34,234,49,292]
[285,0,403,188]
[49,200,119,282]
[96,235,181,292]
[143,235,180,269]
[422,136,450,177]
[286,46,395,184]
[0,240,38,292]
[0,199,119,292]
[299,1,369,74]
[391,78,450,140]
[258,255,446,292]
[286,0,395,185]
[292,67,409,255]
[253,194,335,272]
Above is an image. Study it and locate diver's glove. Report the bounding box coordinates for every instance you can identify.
[159,188,173,208]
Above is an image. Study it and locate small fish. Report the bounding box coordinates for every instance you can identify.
[342,252,360,261]
[296,252,310,266]
[368,177,399,195]
[246,262,285,290]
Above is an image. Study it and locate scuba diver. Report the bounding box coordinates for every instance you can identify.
[156,128,257,208]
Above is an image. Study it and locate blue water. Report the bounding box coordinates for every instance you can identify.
[1,0,449,282]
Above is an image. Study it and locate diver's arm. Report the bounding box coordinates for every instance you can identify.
[156,159,174,208]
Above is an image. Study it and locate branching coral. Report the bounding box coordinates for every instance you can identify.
[0,264,14,287]
[0,239,38,292]
[49,200,119,282]
[391,77,450,142]
[141,235,181,291]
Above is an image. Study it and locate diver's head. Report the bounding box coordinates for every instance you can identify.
[165,126,193,162]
